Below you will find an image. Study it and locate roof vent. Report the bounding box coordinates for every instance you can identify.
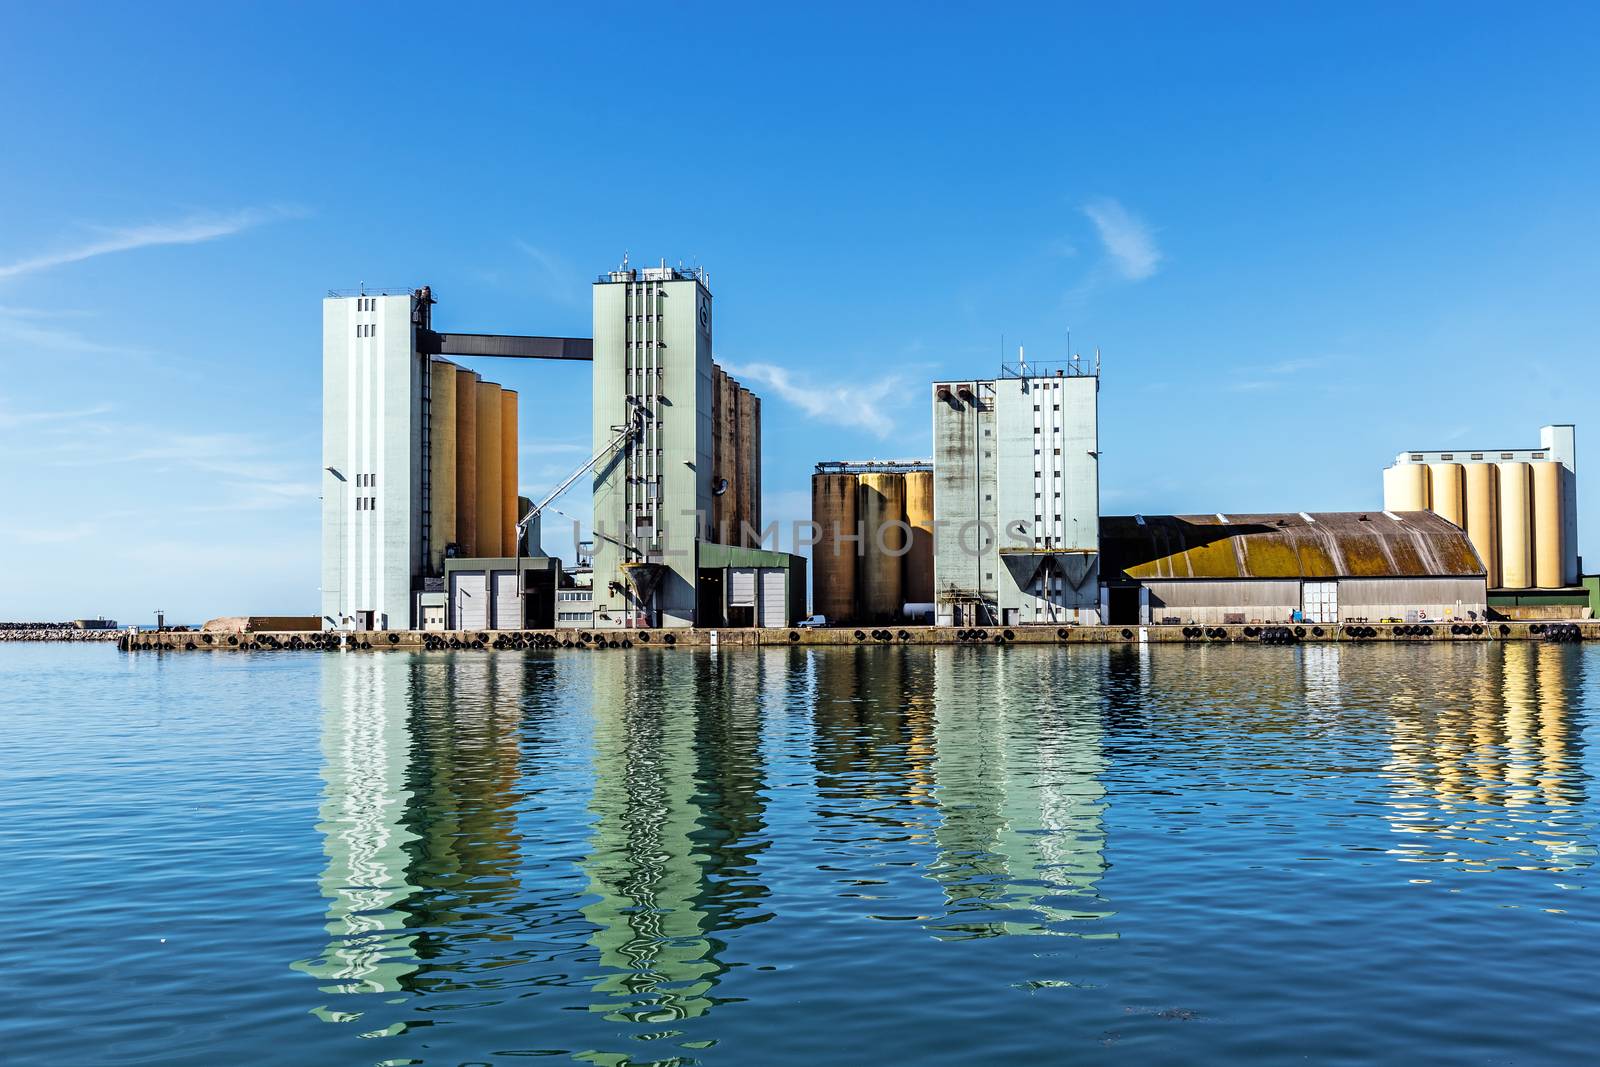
[1134,514,1146,526]
[1299,512,1316,524]
[1383,511,1403,522]
[1358,514,1370,521]
[1215,513,1228,522]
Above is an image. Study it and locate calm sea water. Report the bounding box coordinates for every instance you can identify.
[3,642,1598,1065]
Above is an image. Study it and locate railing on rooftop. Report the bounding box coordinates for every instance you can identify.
[326,286,422,298]
[999,356,1099,379]
[815,459,933,474]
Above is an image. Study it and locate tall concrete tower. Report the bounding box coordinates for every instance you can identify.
[590,264,715,628]
[320,291,428,630]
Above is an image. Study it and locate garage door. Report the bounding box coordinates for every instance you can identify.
[1302,581,1338,624]
[451,573,488,630]
[493,571,521,630]
[760,568,787,627]
[729,567,758,607]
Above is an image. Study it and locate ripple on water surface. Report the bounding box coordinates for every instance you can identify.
[2,641,1597,1065]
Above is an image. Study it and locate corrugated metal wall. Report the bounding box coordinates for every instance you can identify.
[1336,577,1486,619]
[1138,576,1487,623]
[1143,580,1300,623]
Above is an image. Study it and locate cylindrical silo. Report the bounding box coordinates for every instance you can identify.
[1497,461,1531,590]
[1383,463,1430,512]
[903,470,934,604]
[476,380,504,558]
[811,473,859,624]
[454,367,480,558]
[1531,461,1565,589]
[1463,463,1500,588]
[501,389,519,554]
[428,360,458,573]
[858,472,907,621]
[1427,462,1465,528]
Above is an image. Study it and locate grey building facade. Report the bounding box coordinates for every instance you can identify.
[320,291,428,631]
[589,265,716,629]
[931,366,1102,626]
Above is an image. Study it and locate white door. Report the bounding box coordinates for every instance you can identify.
[493,572,521,630]
[452,573,488,630]
[729,568,758,607]
[760,568,787,627]
[1302,581,1338,624]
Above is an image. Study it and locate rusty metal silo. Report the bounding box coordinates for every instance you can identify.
[428,360,457,574]
[903,469,934,604]
[812,472,859,623]
[475,380,504,559]
[454,366,480,558]
[858,472,907,621]
[501,389,519,553]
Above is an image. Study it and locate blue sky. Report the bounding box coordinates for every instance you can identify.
[3,4,1597,623]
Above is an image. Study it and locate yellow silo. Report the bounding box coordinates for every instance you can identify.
[1426,462,1465,528]
[1531,461,1565,589]
[811,472,859,624]
[476,380,504,558]
[903,470,934,604]
[428,360,458,573]
[1463,463,1500,588]
[455,367,480,557]
[1382,463,1430,512]
[858,472,907,621]
[1497,461,1531,590]
[501,389,519,554]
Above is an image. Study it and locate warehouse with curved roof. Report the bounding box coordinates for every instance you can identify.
[1098,511,1488,625]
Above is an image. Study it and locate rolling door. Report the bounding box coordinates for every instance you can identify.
[451,573,488,630]
[493,571,521,630]
[760,568,787,627]
[729,567,758,607]
[1302,580,1338,624]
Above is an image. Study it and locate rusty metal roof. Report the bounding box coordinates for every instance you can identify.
[1100,512,1486,580]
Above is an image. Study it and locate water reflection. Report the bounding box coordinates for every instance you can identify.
[287,642,1597,1063]
[292,656,419,1026]
[926,648,1111,938]
[1382,643,1594,874]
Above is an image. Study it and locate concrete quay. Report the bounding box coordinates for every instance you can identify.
[118,620,1598,652]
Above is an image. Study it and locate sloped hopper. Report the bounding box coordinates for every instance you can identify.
[620,561,664,602]
[999,548,1098,591]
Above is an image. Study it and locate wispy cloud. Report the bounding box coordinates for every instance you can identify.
[0,401,115,430]
[1082,197,1162,281]
[0,310,137,356]
[728,361,903,439]
[0,206,301,283]
[514,240,587,307]
[1226,356,1325,393]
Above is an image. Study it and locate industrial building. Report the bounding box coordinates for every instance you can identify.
[1382,424,1578,592]
[929,359,1102,627]
[587,263,798,630]
[320,261,798,633]
[810,461,934,624]
[1098,511,1488,625]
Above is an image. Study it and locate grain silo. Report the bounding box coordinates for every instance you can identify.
[455,366,480,557]
[501,389,519,553]
[1382,463,1430,511]
[428,360,458,572]
[1531,461,1565,589]
[1463,463,1500,589]
[858,472,907,621]
[811,471,859,623]
[1426,462,1465,528]
[1497,461,1531,589]
[904,469,934,604]
[476,380,504,558]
